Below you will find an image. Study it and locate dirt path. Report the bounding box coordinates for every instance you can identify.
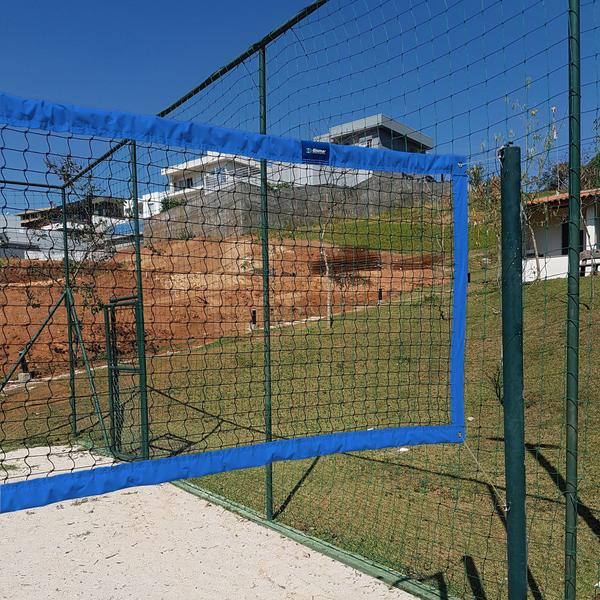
[0,483,416,600]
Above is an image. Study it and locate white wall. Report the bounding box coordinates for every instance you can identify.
[524,203,598,282]
[523,255,569,282]
[585,204,597,248]
[526,210,564,256]
[136,192,164,219]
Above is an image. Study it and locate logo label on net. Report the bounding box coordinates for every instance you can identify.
[301,141,330,165]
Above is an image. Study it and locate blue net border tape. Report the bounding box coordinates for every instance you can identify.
[0,91,466,176]
[450,173,468,428]
[0,91,468,512]
[0,425,465,513]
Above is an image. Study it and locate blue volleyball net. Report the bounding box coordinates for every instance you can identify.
[0,92,467,512]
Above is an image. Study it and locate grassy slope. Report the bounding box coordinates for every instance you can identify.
[2,209,598,599]
[187,273,598,600]
[275,207,490,253]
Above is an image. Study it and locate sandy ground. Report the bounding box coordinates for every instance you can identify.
[0,483,416,600]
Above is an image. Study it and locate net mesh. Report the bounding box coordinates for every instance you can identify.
[0,122,461,474]
[154,2,599,599]
[1,1,599,599]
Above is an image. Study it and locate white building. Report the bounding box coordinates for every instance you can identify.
[314,114,434,152]
[13,196,136,257]
[1,212,100,261]
[138,115,434,218]
[17,196,127,233]
[139,152,371,214]
[523,188,600,282]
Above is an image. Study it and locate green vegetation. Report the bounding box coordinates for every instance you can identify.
[186,273,599,600]
[277,206,491,253]
[2,217,598,600]
[160,196,187,213]
[537,151,600,193]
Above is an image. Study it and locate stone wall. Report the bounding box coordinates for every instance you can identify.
[145,174,450,241]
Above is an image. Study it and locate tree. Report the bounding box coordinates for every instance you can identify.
[43,155,114,314]
[537,161,569,193]
[536,153,600,193]
[582,152,600,189]
[160,196,187,213]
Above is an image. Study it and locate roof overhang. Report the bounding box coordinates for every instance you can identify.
[526,187,600,208]
[161,152,258,178]
[315,114,434,150]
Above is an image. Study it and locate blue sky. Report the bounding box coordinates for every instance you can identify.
[0,0,598,175]
[0,1,309,113]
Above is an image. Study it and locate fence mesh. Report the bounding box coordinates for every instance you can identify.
[1,1,599,599]
[0,115,464,480]
[158,2,599,599]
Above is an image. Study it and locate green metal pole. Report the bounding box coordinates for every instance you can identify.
[61,188,78,437]
[259,45,274,521]
[103,304,117,453]
[66,288,110,449]
[130,142,150,460]
[565,2,581,598]
[500,144,528,600]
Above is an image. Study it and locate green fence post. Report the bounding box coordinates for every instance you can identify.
[259,45,274,521]
[500,144,528,600]
[103,303,116,452]
[565,1,581,598]
[130,141,150,460]
[61,187,77,437]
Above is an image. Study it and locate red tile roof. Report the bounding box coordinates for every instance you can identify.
[527,187,600,206]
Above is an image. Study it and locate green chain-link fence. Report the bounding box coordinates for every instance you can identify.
[161,2,599,598]
[1,2,599,599]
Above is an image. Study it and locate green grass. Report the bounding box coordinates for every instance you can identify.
[2,230,598,600]
[145,300,451,447]
[184,273,599,600]
[274,206,492,252]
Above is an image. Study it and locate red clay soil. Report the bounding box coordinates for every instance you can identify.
[0,235,445,379]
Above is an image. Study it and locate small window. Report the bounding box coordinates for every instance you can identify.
[174,178,192,190]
